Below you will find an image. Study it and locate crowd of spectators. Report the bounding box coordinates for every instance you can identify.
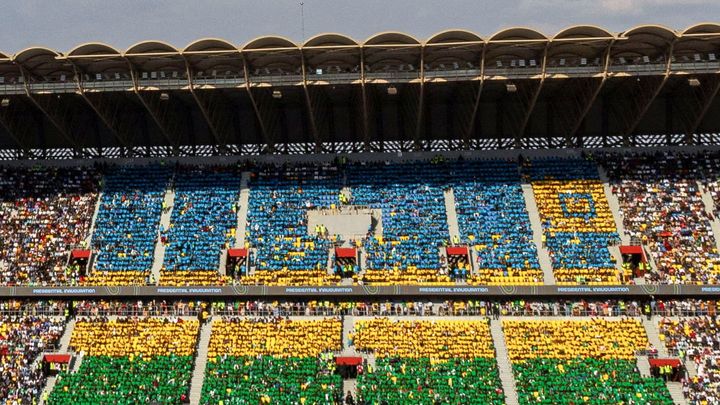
[246,163,340,284]
[349,162,448,280]
[0,316,65,403]
[451,160,542,285]
[351,318,504,403]
[527,158,621,284]
[0,166,100,286]
[50,316,199,404]
[504,318,673,404]
[92,165,171,284]
[72,300,204,317]
[658,316,720,404]
[201,317,342,404]
[162,165,240,275]
[599,152,720,284]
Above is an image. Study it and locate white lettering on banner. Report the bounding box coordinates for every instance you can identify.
[156,288,222,294]
[417,287,490,293]
[557,287,630,293]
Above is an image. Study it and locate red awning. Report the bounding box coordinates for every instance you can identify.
[71,249,91,260]
[335,248,357,259]
[620,245,647,262]
[43,354,71,363]
[336,356,363,366]
[228,248,248,258]
[620,246,643,255]
[649,358,681,368]
[446,246,469,256]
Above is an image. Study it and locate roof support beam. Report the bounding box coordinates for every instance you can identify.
[0,99,33,157]
[360,47,371,151]
[413,46,426,150]
[566,41,615,146]
[463,46,487,149]
[183,60,237,154]
[623,41,676,137]
[300,51,323,152]
[17,66,82,154]
[125,64,180,152]
[686,74,720,142]
[517,45,549,139]
[242,56,276,153]
[67,63,134,155]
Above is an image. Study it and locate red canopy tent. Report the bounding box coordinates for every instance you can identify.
[70,249,91,260]
[619,245,647,262]
[335,248,357,259]
[227,248,248,258]
[336,356,363,366]
[43,354,71,364]
[446,246,469,256]
[648,358,681,368]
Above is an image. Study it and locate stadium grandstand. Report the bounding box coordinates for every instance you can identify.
[1,23,720,405]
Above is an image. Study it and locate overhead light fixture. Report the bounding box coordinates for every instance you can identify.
[387,86,398,96]
[506,83,517,93]
[689,78,701,87]
[0,98,9,107]
[159,92,170,101]
[272,90,282,99]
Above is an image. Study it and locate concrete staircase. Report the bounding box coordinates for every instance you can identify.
[641,317,688,404]
[236,172,251,247]
[598,166,630,245]
[700,184,720,253]
[520,184,555,284]
[39,376,56,405]
[667,382,687,405]
[189,319,214,405]
[151,188,176,283]
[685,359,697,378]
[444,188,460,242]
[637,355,652,377]
[58,318,76,352]
[490,319,519,405]
[85,191,103,245]
[642,316,669,357]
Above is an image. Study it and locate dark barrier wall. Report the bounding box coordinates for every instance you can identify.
[4,284,720,298]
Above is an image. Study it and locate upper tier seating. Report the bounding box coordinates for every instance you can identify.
[201,318,342,404]
[527,158,621,284]
[450,160,541,285]
[0,167,100,285]
[246,163,340,284]
[0,316,65,403]
[503,318,672,404]
[348,162,449,283]
[92,165,171,278]
[351,318,504,404]
[658,317,720,404]
[50,317,198,404]
[600,152,720,284]
[162,165,240,272]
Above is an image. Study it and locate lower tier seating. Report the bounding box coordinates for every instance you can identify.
[0,316,65,403]
[351,318,504,403]
[49,317,198,404]
[503,319,672,405]
[201,318,342,404]
[48,355,193,405]
[513,358,673,404]
[658,317,720,404]
[201,356,341,405]
[358,357,504,404]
